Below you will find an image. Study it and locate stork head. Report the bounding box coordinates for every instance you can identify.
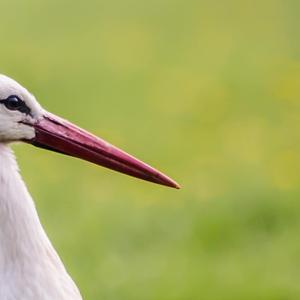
[0,75,43,142]
[0,74,179,189]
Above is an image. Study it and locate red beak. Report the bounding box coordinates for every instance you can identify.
[25,113,180,189]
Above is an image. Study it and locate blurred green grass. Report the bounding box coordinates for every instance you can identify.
[1,0,300,299]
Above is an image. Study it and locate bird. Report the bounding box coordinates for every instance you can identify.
[0,74,179,300]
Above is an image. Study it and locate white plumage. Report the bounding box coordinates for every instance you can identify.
[0,145,82,299]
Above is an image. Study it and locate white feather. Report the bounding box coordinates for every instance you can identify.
[0,145,82,300]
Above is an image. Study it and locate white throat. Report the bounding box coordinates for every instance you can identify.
[0,144,82,300]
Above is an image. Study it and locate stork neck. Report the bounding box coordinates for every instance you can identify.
[0,144,82,300]
[0,144,61,268]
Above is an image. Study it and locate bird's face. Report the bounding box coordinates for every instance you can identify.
[0,75,43,142]
[0,74,179,189]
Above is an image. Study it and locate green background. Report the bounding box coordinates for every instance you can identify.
[1,0,300,299]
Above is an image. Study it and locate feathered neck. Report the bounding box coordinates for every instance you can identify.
[0,144,82,300]
[0,144,54,266]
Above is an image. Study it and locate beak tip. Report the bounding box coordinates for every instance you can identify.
[175,183,181,189]
[171,182,181,189]
[157,175,181,189]
[168,180,181,189]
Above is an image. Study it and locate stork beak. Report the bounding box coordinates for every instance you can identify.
[25,113,180,189]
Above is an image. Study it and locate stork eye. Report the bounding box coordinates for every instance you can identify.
[0,95,31,115]
[5,96,24,110]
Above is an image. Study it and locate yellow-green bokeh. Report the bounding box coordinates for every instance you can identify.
[1,0,300,299]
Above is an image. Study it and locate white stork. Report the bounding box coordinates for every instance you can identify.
[0,75,179,300]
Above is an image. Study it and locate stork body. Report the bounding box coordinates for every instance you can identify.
[0,75,179,299]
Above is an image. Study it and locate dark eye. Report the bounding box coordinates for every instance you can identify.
[0,95,31,115]
[5,96,24,110]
